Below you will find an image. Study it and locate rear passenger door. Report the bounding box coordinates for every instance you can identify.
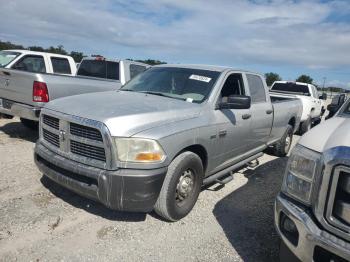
[246,74,273,149]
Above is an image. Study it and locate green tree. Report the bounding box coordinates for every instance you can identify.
[135,59,167,65]
[265,72,281,86]
[70,51,85,63]
[0,40,24,50]
[296,74,313,84]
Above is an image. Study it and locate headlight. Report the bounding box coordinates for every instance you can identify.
[281,144,322,205]
[114,138,166,163]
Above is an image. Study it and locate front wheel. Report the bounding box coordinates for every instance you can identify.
[154,152,204,222]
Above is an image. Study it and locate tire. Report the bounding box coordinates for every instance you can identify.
[272,124,293,157]
[0,113,14,119]
[154,151,204,222]
[299,117,311,135]
[20,118,38,130]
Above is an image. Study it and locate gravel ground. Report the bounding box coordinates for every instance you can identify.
[0,116,300,262]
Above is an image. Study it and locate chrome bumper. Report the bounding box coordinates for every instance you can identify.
[275,193,350,261]
[0,100,41,121]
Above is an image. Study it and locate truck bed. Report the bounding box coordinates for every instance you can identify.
[269,94,303,141]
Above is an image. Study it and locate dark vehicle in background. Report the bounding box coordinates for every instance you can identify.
[76,56,149,83]
[326,93,348,120]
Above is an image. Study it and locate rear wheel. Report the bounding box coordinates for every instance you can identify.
[272,124,293,157]
[299,117,311,135]
[154,151,204,221]
[20,118,38,130]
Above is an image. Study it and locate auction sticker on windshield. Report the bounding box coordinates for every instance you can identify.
[189,74,212,83]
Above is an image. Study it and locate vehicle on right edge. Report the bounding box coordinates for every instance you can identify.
[326,93,348,120]
[275,98,350,261]
[270,81,327,135]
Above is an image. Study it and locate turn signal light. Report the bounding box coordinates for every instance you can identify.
[135,153,163,161]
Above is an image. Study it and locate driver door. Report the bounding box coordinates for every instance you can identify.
[211,72,253,174]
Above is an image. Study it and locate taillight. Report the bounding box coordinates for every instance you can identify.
[33,81,49,102]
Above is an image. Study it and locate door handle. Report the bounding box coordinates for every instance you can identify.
[218,130,227,137]
[266,109,273,114]
[242,114,251,120]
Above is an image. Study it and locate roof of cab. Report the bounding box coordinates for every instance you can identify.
[4,49,72,58]
[153,63,261,75]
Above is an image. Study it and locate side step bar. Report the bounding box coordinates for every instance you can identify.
[203,152,263,186]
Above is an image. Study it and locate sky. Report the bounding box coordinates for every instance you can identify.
[0,0,349,89]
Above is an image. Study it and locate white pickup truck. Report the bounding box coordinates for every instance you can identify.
[0,50,77,75]
[0,52,149,129]
[270,81,326,135]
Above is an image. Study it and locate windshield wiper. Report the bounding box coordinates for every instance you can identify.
[140,91,186,101]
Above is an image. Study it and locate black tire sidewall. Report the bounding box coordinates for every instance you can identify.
[301,117,311,135]
[165,153,203,220]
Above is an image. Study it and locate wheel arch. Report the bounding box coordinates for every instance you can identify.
[175,144,208,173]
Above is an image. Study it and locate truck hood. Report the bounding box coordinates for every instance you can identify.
[298,116,350,153]
[45,90,201,137]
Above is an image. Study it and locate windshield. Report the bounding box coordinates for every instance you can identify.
[121,67,220,103]
[271,82,310,96]
[0,51,21,67]
[343,99,350,114]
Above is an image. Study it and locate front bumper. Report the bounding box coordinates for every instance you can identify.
[0,99,41,121]
[275,193,350,261]
[34,142,167,212]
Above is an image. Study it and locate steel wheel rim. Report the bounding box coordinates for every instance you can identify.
[285,134,292,152]
[176,169,195,206]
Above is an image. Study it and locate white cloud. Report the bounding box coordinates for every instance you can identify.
[0,0,349,86]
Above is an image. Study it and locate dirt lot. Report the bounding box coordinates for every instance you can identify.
[0,117,299,262]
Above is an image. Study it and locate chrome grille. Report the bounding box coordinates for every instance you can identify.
[70,140,106,162]
[323,166,350,240]
[70,123,103,142]
[43,129,59,147]
[332,171,350,226]
[41,114,107,165]
[43,115,59,130]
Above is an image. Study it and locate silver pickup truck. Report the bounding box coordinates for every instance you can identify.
[34,64,302,221]
[275,97,350,261]
[0,58,148,129]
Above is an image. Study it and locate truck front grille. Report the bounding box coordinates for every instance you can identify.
[41,114,107,165]
[70,123,103,142]
[43,115,59,130]
[43,129,59,147]
[324,167,350,240]
[70,140,106,162]
[332,171,350,226]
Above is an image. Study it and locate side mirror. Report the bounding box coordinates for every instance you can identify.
[327,104,338,113]
[319,93,327,100]
[219,95,251,110]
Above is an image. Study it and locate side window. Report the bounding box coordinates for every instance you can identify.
[220,73,245,102]
[51,57,71,74]
[247,74,266,103]
[130,64,147,79]
[12,55,46,73]
[106,61,120,80]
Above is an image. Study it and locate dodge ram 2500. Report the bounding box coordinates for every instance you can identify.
[34,64,302,221]
[275,98,350,261]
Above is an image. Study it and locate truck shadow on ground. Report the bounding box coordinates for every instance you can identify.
[0,120,38,143]
[40,176,147,222]
[213,157,288,262]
